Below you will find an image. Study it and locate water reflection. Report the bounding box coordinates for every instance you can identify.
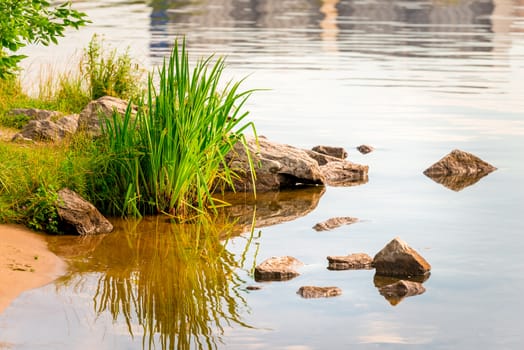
[374,274,431,306]
[424,171,494,191]
[50,217,253,350]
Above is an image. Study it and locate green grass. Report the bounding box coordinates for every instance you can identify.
[92,39,256,218]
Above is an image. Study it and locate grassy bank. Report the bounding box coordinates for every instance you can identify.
[0,39,255,232]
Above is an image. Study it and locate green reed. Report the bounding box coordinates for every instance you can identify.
[95,39,255,218]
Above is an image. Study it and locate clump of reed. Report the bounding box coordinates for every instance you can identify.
[92,39,255,218]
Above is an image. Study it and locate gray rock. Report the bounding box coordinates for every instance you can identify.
[357,145,374,154]
[297,286,342,298]
[78,96,134,137]
[327,253,373,270]
[372,237,431,278]
[254,256,304,281]
[313,216,358,231]
[12,114,79,142]
[311,145,348,160]
[423,149,496,176]
[57,188,113,235]
[378,280,426,306]
[9,108,62,121]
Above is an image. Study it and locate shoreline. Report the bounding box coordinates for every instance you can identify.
[0,224,66,315]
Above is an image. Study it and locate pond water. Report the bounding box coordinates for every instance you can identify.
[2,0,524,348]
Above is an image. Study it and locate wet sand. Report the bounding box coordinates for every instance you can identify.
[0,225,66,314]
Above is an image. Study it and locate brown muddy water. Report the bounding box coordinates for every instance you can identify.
[2,0,524,349]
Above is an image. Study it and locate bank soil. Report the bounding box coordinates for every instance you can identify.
[0,225,66,314]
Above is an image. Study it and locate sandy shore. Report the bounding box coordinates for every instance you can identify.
[0,224,66,315]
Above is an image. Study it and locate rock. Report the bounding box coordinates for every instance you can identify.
[372,237,431,277]
[297,286,342,299]
[423,149,496,176]
[254,256,304,281]
[78,96,134,137]
[356,145,374,154]
[319,160,369,187]
[313,216,358,231]
[378,280,426,306]
[9,108,62,121]
[57,188,113,235]
[311,145,348,160]
[327,253,373,270]
[12,114,79,142]
[246,285,262,291]
[226,137,326,192]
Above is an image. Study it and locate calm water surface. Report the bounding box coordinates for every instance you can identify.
[2,0,524,349]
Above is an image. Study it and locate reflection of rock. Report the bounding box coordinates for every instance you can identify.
[356,145,374,154]
[254,256,304,281]
[57,188,114,235]
[425,172,492,191]
[313,216,358,231]
[297,286,342,298]
[311,145,348,160]
[373,273,430,288]
[218,186,325,233]
[225,137,368,191]
[327,253,373,270]
[372,237,431,278]
[378,280,426,306]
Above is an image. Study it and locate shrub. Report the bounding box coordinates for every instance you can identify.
[91,39,256,218]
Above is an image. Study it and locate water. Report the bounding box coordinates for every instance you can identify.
[2,0,524,348]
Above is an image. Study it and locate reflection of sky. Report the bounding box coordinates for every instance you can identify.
[8,0,524,349]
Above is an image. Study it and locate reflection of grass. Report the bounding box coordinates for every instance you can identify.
[87,217,252,349]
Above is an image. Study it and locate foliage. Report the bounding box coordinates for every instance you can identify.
[24,184,61,234]
[0,138,94,231]
[82,35,144,100]
[92,39,256,218]
[0,0,89,78]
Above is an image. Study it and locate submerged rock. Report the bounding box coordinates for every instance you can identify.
[327,253,373,270]
[313,216,358,231]
[423,149,496,176]
[12,114,79,142]
[297,286,342,299]
[356,145,374,154]
[57,188,113,235]
[78,96,135,137]
[254,256,304,281]
[378,280,426,306]
[311,145,348,160]
[372,237,431,278]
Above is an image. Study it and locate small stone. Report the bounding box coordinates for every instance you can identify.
[297,286,342,298]
[378,280,426,306]
[254,256,304,281]
[327,253,373,270]
[372,237,431,277]
[356,145,374,154]
[311,145,348,159]
[246,285,262,291]
[313,216,358,231]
